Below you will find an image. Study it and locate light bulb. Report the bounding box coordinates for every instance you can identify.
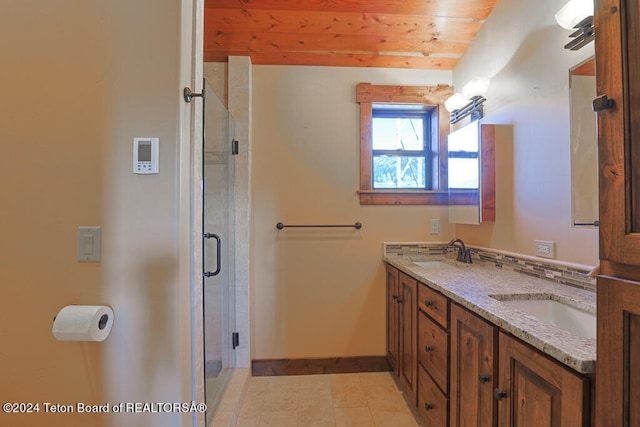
[555,0,594,30]
[463,77,490,99]
[444,93,469,112]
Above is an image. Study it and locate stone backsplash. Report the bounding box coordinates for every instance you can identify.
[384,242,597,293]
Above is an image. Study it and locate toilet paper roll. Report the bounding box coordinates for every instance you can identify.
[52,305,114,342]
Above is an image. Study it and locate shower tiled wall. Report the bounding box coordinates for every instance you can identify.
[228,56,251,367]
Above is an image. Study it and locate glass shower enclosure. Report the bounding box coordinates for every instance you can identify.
[202,79,237,424]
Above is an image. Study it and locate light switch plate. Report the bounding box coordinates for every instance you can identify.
[534,240,555,259]
[78,226,101,262]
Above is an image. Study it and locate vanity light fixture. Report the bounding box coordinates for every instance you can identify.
[555,0,594,50]
[444,77,490,124]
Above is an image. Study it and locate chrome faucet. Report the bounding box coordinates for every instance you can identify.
[448,238,473,263]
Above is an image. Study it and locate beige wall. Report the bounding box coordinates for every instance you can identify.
[452,0,598,266]
[0,2,197,426]
[249,0,600,360]
[251,66,455,359]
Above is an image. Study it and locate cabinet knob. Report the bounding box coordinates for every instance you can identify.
[392,295,398,301]
[592,94,614,112]
[494,388,507,400]
[424,300,433,307]
[479,374,490,384]
[424,403,433,411]
[425,345,433,352]
[396,299,404,304]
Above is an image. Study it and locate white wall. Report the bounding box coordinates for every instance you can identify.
[452,0,598,266]
[0,2,199,426]
[250,66,454,359]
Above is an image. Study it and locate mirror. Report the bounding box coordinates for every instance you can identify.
[448,120,496,225]
[448,120,481,224]
[569,57,598,227]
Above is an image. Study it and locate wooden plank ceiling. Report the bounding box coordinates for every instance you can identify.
[204,0,498,70]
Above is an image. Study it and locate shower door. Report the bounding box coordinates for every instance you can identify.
[202,79,236,422]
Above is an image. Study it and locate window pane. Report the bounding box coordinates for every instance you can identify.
[373,155,425,189]
[448,158,479,189]
[372,117,424,150]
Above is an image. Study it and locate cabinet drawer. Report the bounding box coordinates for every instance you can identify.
[418,310,449,394]
[418,283,449,328]
[418,366,449,426]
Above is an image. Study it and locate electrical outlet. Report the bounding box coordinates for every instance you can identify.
[430,219,440,235]
[534,240,555,259]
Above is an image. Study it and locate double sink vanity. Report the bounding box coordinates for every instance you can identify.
[383,242,596,426]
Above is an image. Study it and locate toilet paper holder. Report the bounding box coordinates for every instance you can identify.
[52,305,114,342]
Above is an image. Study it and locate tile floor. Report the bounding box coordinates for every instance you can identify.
[233,372,422,427]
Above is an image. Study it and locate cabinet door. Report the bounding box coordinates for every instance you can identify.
[595,0,640,265]
[597,275,640,426]
[399,272,418,404]
[385,264,399,374]
[497,332,588,427]
[450,303,497,427]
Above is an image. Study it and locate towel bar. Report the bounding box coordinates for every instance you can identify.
[276,222,362,230]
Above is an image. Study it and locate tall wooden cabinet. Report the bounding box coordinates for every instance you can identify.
[595,0,640,425]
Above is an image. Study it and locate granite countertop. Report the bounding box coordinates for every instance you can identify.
[383,253,596,374]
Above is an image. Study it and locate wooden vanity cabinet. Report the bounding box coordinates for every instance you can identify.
[450,303,497,427]
[384,264,590,426]
[496,332,589,427]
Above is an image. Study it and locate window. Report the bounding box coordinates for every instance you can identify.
[356,83,453,205]
[372,106,433,189]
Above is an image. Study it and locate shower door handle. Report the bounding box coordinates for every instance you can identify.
[203,233,221,277]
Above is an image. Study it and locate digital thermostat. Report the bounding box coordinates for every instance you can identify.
[133,137,159,174]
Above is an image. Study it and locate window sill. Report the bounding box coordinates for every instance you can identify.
[357,190,449,205]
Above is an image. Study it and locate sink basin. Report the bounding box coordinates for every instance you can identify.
[491,295,596,339]
[413,261,456,269]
